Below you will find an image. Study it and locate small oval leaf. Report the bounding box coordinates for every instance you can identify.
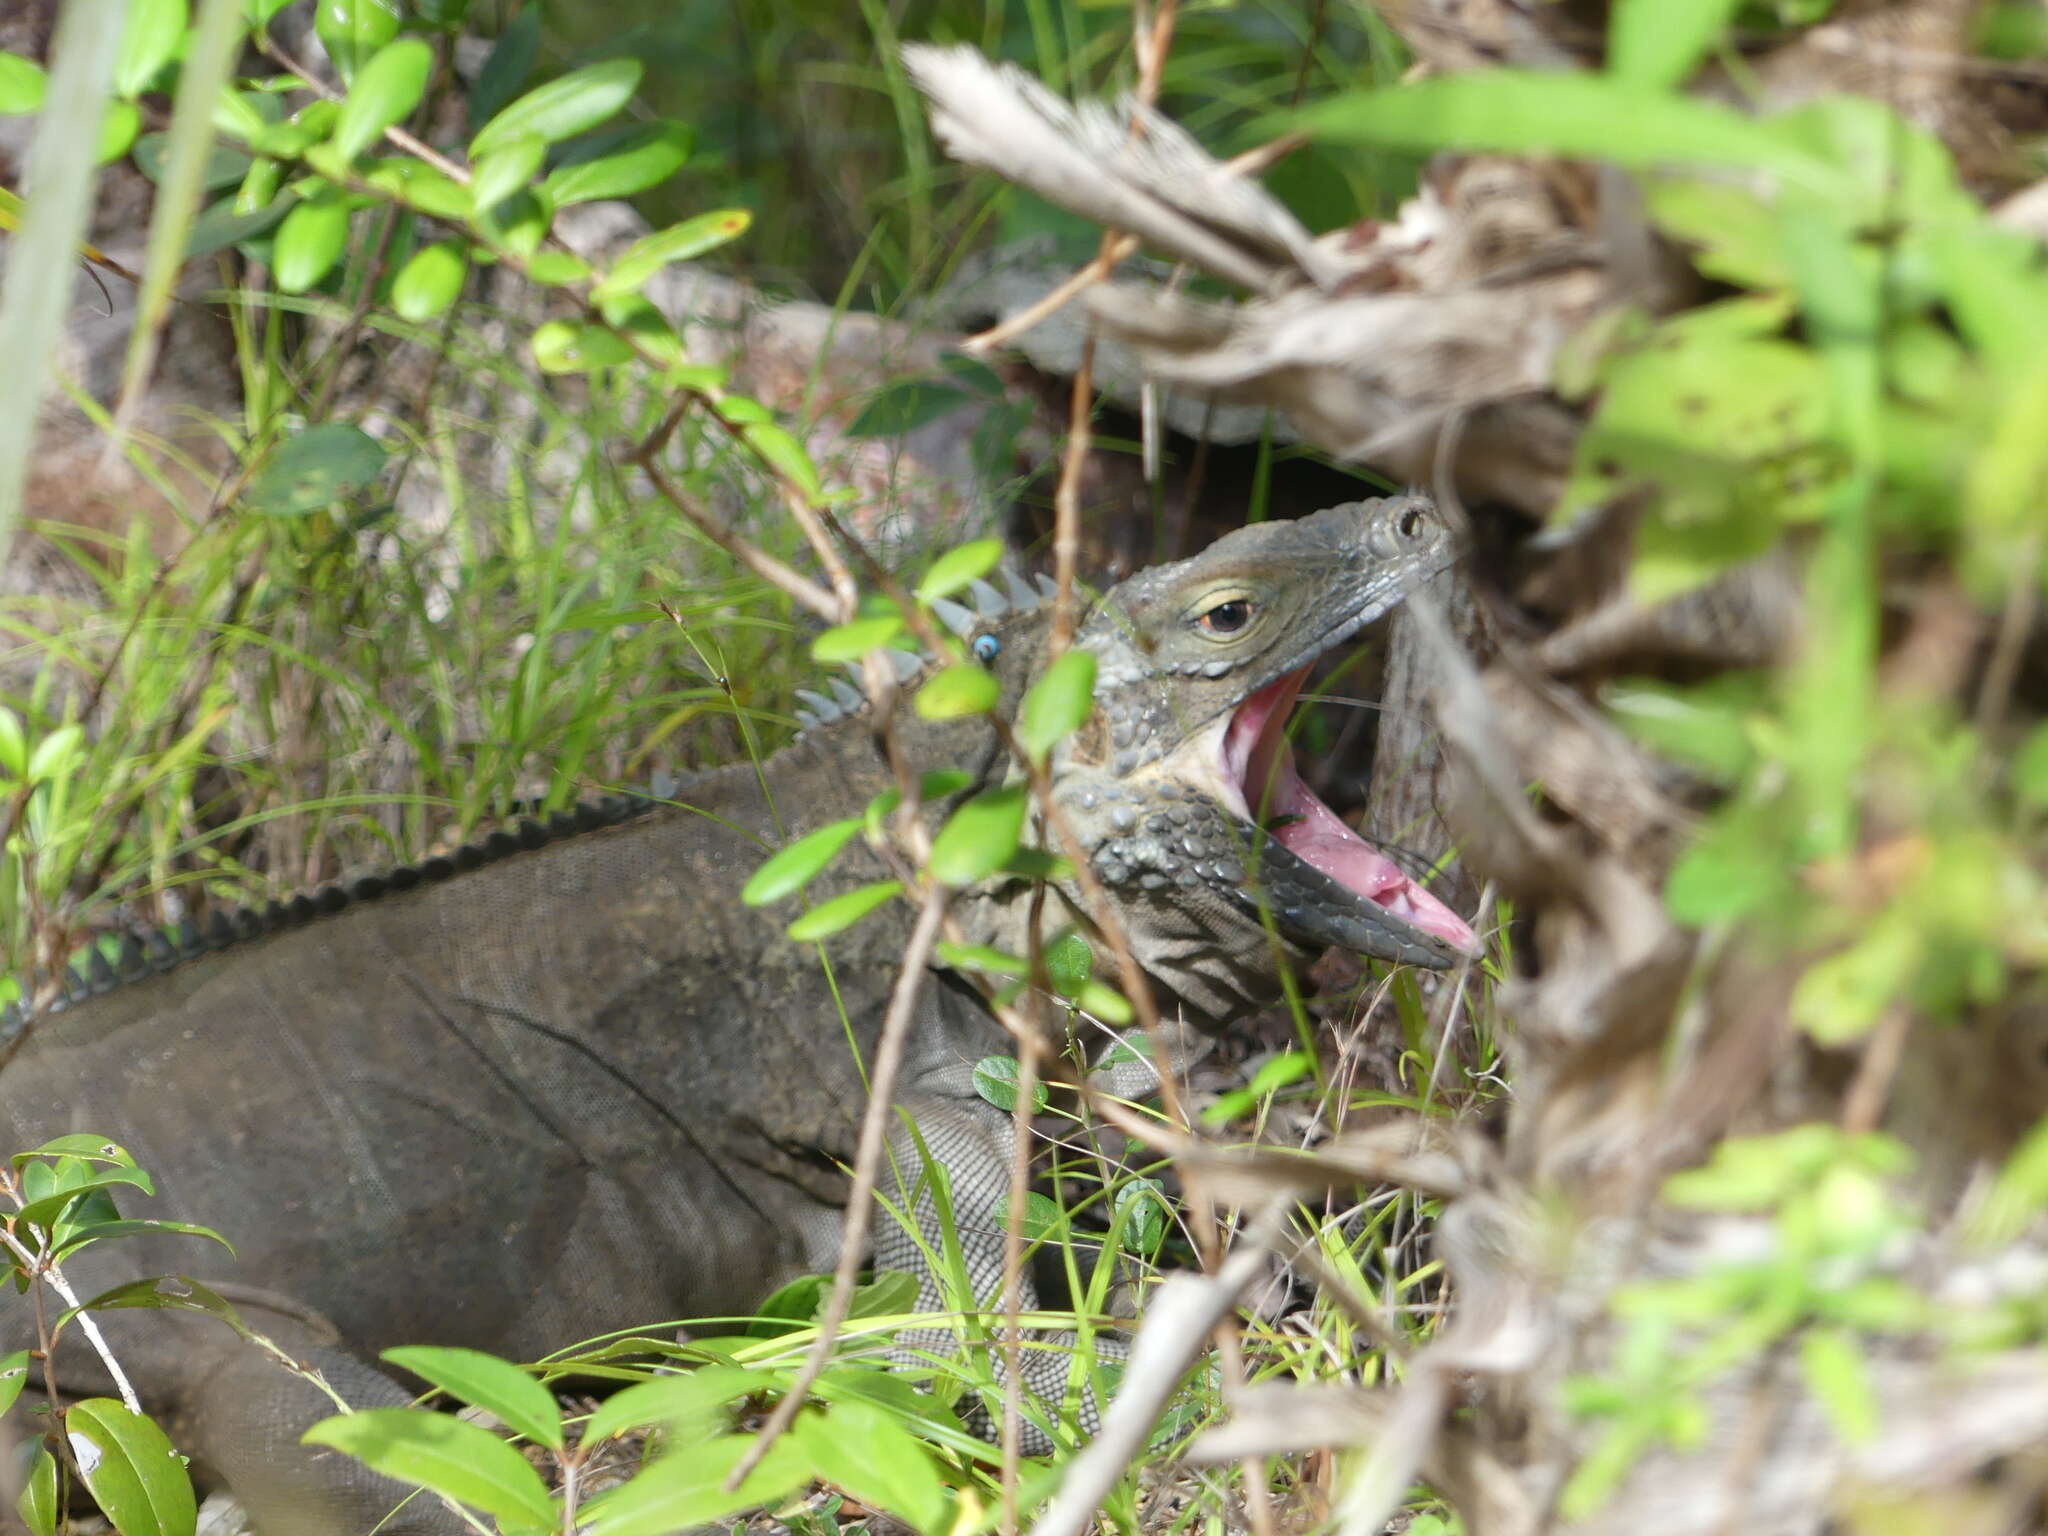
[271,193,351,293]
[915,664,999,721]
[315,0,402,84]
[786,880,902,942]
[991,1190,1063,1241]
[972,1056,1048,1115]
[742,819,862,906]
[1045,930,1091,998]
[544,120,693,205]
[16,1448,57,1536]
[114,0,187,99]
[246,424,386,515]
[811,616,903,664]
[591,208,751,301]
[1018,649,1097,760]
[381,1346,563,1452]
[916,540,1005,603]
[742,421,820,498]
[928,784,1028,887]
[390,239,467,322]
[530,320,634,374]
[0,1349,31,1418]
[469,131,544,213]
[64,1398,196,1536]
[301,1408,554,1528]
[0,52,48,115]
[330,37,432,161]
[472,57,642,158]
[579,1366,761,1447]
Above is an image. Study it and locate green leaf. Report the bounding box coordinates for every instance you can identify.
[381,1347,562,1451]
[184,191,293,262]
[390,239,467,322]
[743,422,820,498]
[590,208,751,301]
[313,0,402,84]
[115,0,189,98]
[64,1398,196,1536]
[99,101,143,164]
[792,1400,950,1534]
[0,1350,30,1418]
[811,615,904,663]
[786,880,902,942]
[848,1269,918,1319]
[2015,723,2048,808]
[935,941,1026,979]
[1299,72,1838,193]
[0,52,47,115]
[524,249,589,285]
[580,1429,810,1536]
[361,158,470,219]
[1114,1178,1169,1253]
[991,1190,1063,1242]
[131,133,248,192]
[61,1276,252,1341]
[1797,1327,1878,1445]
[742,818,862,906]
[16,1449,56,1536]
[915,539,1005,602]
[863,769,969,835]
[15,1172,155,1232]
[271,191,351,293]
[529,320,634,374]
[596,291,682,366]
[1202,1049,1315,1125]
[1044,931,1091,998]
[0,705,24,776]
[52,1218,235,1264]
[469,131,544,213]
[1076,980,1133,1025]
[15,1134,139,1168]
[472,57,642,158]
[472,186,551,256]
[928,785,1028,886]
[246,424,386,515]
[579,1366,762,1447]
[915,664,999,720]
[972,1055,1048,1115]
[302,1408,553,1528]
[1607,0,1740,89]
[544,120,693,205]
[1017,650,1097,760]
[468,9,538,129]
[330,36,431,162]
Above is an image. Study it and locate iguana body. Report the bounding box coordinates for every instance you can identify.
[0,497,1471,1532]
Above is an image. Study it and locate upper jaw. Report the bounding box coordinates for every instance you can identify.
[1157,669,1480,969]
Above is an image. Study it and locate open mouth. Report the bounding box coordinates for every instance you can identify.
[1221,669,1480,956]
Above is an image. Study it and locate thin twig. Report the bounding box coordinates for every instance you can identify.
[727,883,952,1486]
[0,1226,142,1415]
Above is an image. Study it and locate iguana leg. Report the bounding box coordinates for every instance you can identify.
[882,1095,1110,1454]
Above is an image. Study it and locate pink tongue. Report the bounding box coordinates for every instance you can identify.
[1270,785,1480,954]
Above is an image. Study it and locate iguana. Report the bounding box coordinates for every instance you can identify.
[0,495,1474,1534]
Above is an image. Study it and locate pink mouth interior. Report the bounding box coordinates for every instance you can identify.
[1224,670,1480,956]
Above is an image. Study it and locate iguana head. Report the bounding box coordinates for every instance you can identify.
[1042,494,1477,1022]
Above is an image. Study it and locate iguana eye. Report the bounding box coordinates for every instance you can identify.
[973,633,1001,662]
[1198,599,1252,636]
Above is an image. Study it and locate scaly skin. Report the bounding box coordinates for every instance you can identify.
[0,495,1465,1534]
